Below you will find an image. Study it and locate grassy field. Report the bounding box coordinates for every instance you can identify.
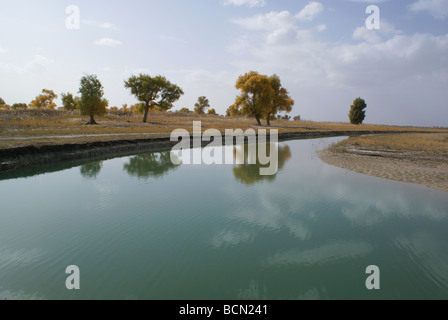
[329,133,448,155]
[1,109,447,149]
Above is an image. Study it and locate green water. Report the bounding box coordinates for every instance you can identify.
[0,137,447,300]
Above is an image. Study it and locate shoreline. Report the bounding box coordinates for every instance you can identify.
[318,145,448,193]
[0,130,420,174]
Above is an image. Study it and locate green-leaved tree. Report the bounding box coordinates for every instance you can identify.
[179,107,191,113]
[194,96,210,115]
[78,74,108,124]
[61,93,78,111]
[349,97,367,125]
[11,103,28,110]
[124,74,184,123]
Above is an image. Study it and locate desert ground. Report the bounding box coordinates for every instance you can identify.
[318,133,448,192]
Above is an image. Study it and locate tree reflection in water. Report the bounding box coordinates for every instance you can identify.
[123,151,180,180]
[80,161,103,179]
[233,144,291,185]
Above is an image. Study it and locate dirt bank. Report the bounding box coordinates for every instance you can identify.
[0,130,417,174]
[318,143,448,193]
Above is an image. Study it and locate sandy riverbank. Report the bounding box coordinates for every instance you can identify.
[318,143,448,193]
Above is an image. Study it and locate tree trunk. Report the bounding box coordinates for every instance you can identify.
[87,112,97,125]
[266,116,271,126]
[255,116,262,126]
[143,104,150,123]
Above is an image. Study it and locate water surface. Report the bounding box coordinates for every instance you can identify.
[1,137,447,300]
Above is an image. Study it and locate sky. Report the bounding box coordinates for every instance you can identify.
[0,0,447,127]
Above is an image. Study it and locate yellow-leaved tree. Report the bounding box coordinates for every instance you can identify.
[29,89,58,109]
[228,71,294,126]
[266,74,294,126]
[233,71,274,126]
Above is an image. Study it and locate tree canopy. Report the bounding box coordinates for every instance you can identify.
[194,96,210,115]
[266,74,294,125]
[233,71,274,126]
[349,97,367,125]
[11,103,28,110]
[229,71,293,126]
[179,107,191,113]
[61,92,78,111]
[78,74,108,124]
[124,74,184,123]
[29,89,58,109]
[0,98,9,109]
[226,103,242,117]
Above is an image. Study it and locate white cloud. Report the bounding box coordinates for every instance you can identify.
[159,35,188,44]
[409,0,448,19]
[317,24,327,32]
[346,0,390,2]
[223,0,266,7]
[94,38,123,47]
[100,66,113,72]
[296,1,324,21]
[353,26,382,43]
[99,23,117,30]
[231,3,325,45]
[230,10,448,125]
[25,55,54,73]
[231,10,313,45]
[353,20,402,44]
[83,20,117,29]
[232,11,296,31]
[0,54,54,75]
[0,47,7,54]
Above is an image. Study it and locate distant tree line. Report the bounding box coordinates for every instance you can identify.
[0,70,369,125]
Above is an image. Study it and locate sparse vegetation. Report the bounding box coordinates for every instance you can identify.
[330,133,448,155]
[11,103,28,110]
[1,108,446,150]
[179,108,191,113]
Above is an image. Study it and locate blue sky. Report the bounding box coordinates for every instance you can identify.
[0,0,447,126]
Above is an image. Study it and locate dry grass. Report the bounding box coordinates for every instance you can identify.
[330,133,448,155]
[1,109,447,149]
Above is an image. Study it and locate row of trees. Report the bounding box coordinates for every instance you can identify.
[0,90,59,110]
[59,74,185,124]
[1,71,368,125]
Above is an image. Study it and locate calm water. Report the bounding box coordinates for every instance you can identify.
[1,137,448,300]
